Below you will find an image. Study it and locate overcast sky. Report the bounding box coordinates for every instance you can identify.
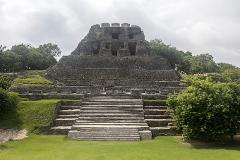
[0,0,239,66]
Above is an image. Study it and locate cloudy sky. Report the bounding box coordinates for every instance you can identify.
[0,0,239,66]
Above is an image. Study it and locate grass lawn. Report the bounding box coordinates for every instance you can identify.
[0,135,240,160]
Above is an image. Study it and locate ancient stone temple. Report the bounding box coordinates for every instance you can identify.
[47,23,180,94]
[17,23,181,141]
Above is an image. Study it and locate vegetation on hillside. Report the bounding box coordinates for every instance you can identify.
[0,89,19,115]
[0,99,58,133]
[150,39,238,74]
[9,70,53,88]
[0,74,16,90]
[0,43,61,72]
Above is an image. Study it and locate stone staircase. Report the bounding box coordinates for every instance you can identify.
[68,96,152,141]
[51,101,81,134]
[143,92,175,137]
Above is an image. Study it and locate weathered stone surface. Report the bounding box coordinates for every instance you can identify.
[46,23,180,96]
[139,130,152,140]
[71,23,148,56]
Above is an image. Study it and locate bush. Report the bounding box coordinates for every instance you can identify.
[167,77,240,141]
[0,89,19,114]
[0,74,16,89]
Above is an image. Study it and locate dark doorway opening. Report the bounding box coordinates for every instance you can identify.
[93,44,100,55]
[129,34,134,39]
[112,33,119,39]
[128,42,137,55]
[105,43,110,49]
[112,50,117,56]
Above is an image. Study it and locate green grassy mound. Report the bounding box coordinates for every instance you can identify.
[9,70,53,89]
[0,99,58,133]
[0,136,240,160]
[13,75,53,86]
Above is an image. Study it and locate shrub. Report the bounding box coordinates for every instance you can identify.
[0,74,16,89]
[167,78,240,141]
[0,89,19,114]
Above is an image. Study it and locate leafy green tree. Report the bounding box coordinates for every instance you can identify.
[0,45,6,54]
[0,43,59,72]
[39,43,61,57]
[150,39,183,68]
[0,50,22,72]
[177,51,193,73]
[190,54,220,73]
[167,75,240,141]
[218,63,237,72]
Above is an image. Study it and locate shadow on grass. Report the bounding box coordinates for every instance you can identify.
[0,144,8,150]
[0,106,22,130]
[186,136,240,151]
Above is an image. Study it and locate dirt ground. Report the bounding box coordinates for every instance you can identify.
[0,129,27,144]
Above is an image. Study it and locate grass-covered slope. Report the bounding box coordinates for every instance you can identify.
[11,70,53,87]
[1,136,240,160]
[0,99,58,133]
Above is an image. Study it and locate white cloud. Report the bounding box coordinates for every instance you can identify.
[0,0,239,66]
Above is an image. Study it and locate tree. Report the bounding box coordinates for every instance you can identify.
[0,45,6,54]
[167,75,240,141]
[39,43,61,57]
[190,54,220,73]
[177,51,193,73]
[0,43,58,72]
[218,63,237,72]
[150,39,183,69]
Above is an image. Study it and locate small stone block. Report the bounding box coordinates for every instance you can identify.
[139,130,152,140]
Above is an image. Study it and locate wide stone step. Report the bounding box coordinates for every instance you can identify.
[82,101,142,105]
[54,118,78,126]
[77,117,144,120]
[145,119,173,127]
[80,110,143,113]
[51,126,72,134]
[68,137,140,141]
[58,114,80,118]
[84,98,142,102]
[144,106,167,110]
[68,129,140,141]
[78,125,138,133]
[79,113,144,119]
[59,109,80,115]
[74,122,148,125]
[144,109,168,115]
[78,113,144,117]
[144,115,171,119]
[85,96,133,99]
[81,104,143,108]
[72,125,149,130]
[61,106,81,110]
[81,107,143,111]
[70,131,140,136]
[76,120,145,123]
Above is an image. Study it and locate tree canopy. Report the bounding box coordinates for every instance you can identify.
[0,43,61,72]
[149,39,238,74]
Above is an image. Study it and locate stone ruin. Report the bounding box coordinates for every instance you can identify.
[46,23,180,95]
[14,23,182,141]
